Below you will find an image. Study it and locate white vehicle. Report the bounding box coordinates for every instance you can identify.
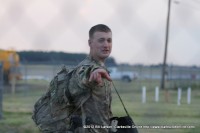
[108,67,138,82]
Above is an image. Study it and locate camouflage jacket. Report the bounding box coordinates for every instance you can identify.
[68,56,112,133]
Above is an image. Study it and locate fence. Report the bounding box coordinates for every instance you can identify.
[15,64,200,92]
[118,64,200,90]
[141,86,192,105]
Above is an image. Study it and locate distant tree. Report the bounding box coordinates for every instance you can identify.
[18,51,117,66]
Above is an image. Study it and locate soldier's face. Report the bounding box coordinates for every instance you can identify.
[89,31,112,62]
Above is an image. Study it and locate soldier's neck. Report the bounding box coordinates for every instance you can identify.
[89,55,105,66]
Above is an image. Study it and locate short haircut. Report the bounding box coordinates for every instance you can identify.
[89,24,111,39]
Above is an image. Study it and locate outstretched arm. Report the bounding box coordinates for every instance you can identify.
[89,68,112,85]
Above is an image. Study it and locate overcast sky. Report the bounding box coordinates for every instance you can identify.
[0,0,200,66]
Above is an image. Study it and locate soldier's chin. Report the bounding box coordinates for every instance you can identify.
[101,53,110,59]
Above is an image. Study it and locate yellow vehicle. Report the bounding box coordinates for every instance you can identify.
[0,49,22,84]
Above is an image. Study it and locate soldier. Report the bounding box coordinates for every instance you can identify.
[68,24,113,133]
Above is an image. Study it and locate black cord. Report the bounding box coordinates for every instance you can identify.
[111,81,130,117]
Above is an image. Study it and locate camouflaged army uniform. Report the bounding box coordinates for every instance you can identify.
[68,56,112,133]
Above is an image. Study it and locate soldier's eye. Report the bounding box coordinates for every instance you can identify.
[98,38,105,43]
[107,39,112,43]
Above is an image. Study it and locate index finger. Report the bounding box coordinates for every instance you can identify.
[99,71,112,81]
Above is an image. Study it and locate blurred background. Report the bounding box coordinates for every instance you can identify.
[0,0,200,133]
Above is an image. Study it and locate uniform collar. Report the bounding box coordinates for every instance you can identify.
[87,55,105,67]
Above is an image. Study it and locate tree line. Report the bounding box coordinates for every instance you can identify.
[18,51,117,66]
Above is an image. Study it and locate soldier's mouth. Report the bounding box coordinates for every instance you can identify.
[102,50,110,54]
[102,49,110,51]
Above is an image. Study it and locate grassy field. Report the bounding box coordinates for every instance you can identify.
[0,79,200,133]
